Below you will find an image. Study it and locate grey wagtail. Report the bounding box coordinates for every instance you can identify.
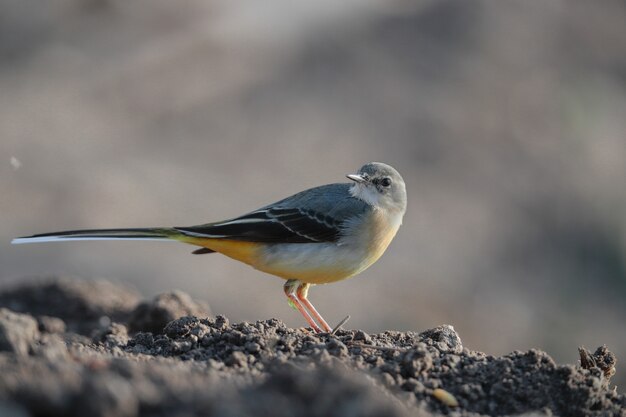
[12,162,407,333]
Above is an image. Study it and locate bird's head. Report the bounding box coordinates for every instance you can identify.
[347,162,407,214]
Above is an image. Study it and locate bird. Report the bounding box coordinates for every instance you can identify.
[12,162,407,333]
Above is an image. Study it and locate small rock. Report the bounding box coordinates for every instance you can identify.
[0,308,39,357]
[354,330,372,343]
[127,290,211,334]
[380,371,397,386]
[130,332,154,348]
[401,378,425,393]
[214,315,229,330]
[76,373,138,417]
[93,323,129,348]
[163,316,200,339]
[225,351,247,367]
[171,340,193,354]
[245,341,261,354]
[31,333,68,361]
[37,316,66,334]
[326,338,348,357]
[419,325,463,354]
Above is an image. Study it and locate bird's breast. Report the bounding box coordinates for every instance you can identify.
[348,207,402,273]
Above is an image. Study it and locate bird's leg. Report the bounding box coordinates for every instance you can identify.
[296,282,332,333]
[283,279,322,333]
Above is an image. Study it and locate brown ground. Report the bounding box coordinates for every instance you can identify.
[0,278,623,417]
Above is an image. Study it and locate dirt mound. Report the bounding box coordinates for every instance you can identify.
[0,277,140,334]
[0,278,623,417]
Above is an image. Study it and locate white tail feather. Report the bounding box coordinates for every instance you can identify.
[11,236,171,244]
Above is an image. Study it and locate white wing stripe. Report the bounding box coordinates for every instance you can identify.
[177,230,228,238]
[266,210,327,242]
[215,218,270,226]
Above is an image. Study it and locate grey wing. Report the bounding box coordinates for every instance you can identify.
[175,183,370,244]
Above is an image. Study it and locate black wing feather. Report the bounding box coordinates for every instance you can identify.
[175,207,341,243]
[175,183,371,244]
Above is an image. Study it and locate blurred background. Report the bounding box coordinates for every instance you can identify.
[2,0,625,386]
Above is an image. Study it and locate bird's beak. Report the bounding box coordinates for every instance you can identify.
[346,174,367,183]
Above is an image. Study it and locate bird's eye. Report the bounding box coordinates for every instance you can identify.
[380,177,392,187]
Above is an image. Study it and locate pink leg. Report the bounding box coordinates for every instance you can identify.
[284,280,322,333]
[297,282,332,333]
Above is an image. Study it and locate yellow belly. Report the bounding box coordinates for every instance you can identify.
[181,237,355,284]
[254,243,363,284]
[181,237,263,266]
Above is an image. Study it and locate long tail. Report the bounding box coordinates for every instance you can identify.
[11,228,180,244]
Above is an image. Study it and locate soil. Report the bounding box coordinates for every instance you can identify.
[0,277,623,417]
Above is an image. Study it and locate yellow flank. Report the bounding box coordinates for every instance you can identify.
[180,237,264,266]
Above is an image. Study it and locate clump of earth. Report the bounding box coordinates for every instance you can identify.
[0,277,623,417]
